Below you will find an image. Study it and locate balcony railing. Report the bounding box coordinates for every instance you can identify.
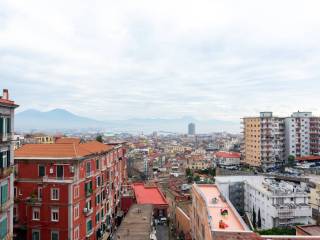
[42,175,74,183]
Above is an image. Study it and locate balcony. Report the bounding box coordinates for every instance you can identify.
[0,199,13,213]
[86,171,94,178]
[0,166,14,178]
[83,207,93,216]
[0,133,13,142]
[42,175,74,183]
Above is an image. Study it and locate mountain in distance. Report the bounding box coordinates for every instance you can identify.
[15,109,240,133]
[15,108,105,131]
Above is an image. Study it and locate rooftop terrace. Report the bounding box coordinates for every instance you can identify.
[115,204,154,240]
[195,184,248,232]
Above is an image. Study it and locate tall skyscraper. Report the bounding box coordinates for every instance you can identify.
[0,89,18,239]
[188,123,196,135]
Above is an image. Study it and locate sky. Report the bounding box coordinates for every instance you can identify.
[1,0,320,122]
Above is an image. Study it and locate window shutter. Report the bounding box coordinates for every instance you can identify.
[7,150,10,167]
[0,118,3,135]
[0,152,3,169]
[6,118,11,134]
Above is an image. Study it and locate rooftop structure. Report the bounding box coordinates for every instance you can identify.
[115,204,155,240]
[133,183,168,206]
[296,225,320,236]
[196,184,248,231]
[191,184,253,240]
[132,183,169,218]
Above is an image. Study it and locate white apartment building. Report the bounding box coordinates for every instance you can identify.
[216,176,311,230]
[285,112,320,159]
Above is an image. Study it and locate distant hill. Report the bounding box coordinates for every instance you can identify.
[15,109,239,133]
[15,109,105,131]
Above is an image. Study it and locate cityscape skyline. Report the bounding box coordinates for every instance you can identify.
[2,0,320,122]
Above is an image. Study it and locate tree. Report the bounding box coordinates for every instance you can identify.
[96,135,103,143]
[185,168,192,176]
[257,208,262,228]
[252,206,256,228]
[287,155,295,167]
[194,175,200,182]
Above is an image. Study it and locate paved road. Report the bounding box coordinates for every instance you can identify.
[156,224,169,240]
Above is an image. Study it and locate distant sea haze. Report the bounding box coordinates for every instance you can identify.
[15,108,239,134]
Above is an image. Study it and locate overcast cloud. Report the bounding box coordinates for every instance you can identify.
[1,0,320,122]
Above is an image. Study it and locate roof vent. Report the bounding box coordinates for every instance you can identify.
[212,197,218,204]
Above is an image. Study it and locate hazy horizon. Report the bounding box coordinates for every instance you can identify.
[2,0,320,123]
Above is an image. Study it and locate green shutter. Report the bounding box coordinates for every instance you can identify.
[1,184,8,204]
[6,118,10,134]
[0,118,3,135]
[0,217,7,238]
[0,152,3,169]
[7,150,10,168]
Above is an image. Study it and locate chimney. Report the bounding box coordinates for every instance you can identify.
[2,89,8,100]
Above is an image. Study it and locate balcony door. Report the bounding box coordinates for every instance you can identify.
[57,165,64,179]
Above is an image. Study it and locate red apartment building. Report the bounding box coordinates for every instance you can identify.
[13,139,128,240]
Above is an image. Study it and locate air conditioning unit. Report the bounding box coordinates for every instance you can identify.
[49,168,53,174]
[83,208,88,213]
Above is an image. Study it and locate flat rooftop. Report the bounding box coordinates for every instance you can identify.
[296,225,320,236]
[196,184,247,232]
[133,183,168,206]
[115,204,153,240]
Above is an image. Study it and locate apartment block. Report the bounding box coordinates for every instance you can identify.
[216,176,311,230]
[242,112,285,168]
[13,140,128,240]
[285,112,320,159]
[0,89,18,239]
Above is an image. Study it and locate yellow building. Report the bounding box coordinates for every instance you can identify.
[35,135,55,144]
[242,112,285,168]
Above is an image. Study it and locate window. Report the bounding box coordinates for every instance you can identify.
[86,218,93,235]
[51,188,59,200]
[74,226,79,240]
[96,212,100,223]
[0,182,8,205]
[38,165,45,177]
[32,229,40,240]
[51,231,59,240]
[51,208,59,222]
[56,165,64,178]
[96,159,100,170]
[0,117,11,137]
[96,176,101,187]
[0,217,7,239]
[38,187,43,200]
[0,151,7,169]
[14,187,17,198]
[86,199,92,210]
[96,193,100,205]
[74,204,79,220]
[74,185,79,199]
[86,162,91,176]
[32,208,40,221]
[85,181,92,196]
